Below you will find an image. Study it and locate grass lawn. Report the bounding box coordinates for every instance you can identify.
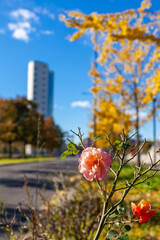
[0,156,56,165]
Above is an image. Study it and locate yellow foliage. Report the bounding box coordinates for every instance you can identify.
[70,31,85,41]
[119,19,128,35]
[88,63,100,78]
[90,85,102,98]
[60,0,160,141]
[68,11,84,20]
[139,0,151,11]
[91,35,96,44]
[134,77,139,83]
[89,98,132,148]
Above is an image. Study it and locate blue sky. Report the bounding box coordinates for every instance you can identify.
[0,0,159,142]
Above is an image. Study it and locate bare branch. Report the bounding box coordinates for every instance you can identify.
[148,152,153,165]
[70,128,86,149]
[110,167,117,177]
[127,130,138,140]
[125,140,146,164]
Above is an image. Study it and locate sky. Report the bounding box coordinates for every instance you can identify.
[0,0,160,143]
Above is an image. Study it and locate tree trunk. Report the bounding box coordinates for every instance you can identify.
[8,142,12,159]
[23,142,26,158]
[133,80,141,167]
[135,106,141,167]
[153,98,156,163]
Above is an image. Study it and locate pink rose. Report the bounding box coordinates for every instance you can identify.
[78,147,112,181]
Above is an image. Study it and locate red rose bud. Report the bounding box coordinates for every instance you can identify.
[131,200,158,223]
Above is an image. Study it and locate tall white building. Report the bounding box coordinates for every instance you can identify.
[27,61,54,118]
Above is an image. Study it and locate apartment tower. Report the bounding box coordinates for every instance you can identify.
[27,61,54,118]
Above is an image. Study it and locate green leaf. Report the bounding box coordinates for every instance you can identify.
[146,181,152,188]
[0,201,5,214]
[61,152,67,159]
[67,143,76,151]
[106,230,119,239]
[72,149,80,155]
[118,233,129,240]
[117,206,125,215]
[93,136,101,141]
[115,140,121,145]
[123,143,132,150]
[109,213,118,219]
[114,140,123,150]
[1,227,10,232]
[122,225,131,233]
[61,150,73,159]
[117,146,122,151]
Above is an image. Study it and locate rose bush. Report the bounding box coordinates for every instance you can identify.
[61,129,159,240]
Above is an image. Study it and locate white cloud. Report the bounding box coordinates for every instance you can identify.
[71,101,91,108]
[0,29,5,34]
[8,7,55,42]
[34,7,55,20]
[54,104,63,110]
[127,109,148,121]
[41,30,54,35]
[8,22,31,30]
[8,8,38,42]
[42,8,55,20]
[10,8,39,22]
[12,28,29,42]
[8,22,34,42]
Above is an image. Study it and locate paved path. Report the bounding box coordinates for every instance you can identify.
[0,157,78,239]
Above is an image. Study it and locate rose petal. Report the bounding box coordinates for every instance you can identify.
[131,202,140,217]
[137,200,151,216]
[139,216,149,224]
[145,209,158,219]
[83,170,94,181]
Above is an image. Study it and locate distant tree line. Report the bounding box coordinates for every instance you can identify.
[0,97,64,158]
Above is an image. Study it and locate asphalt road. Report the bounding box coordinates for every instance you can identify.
[0,157,79,239]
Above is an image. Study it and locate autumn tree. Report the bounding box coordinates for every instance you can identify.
[43,116,64,153]
[88,64,132,148]
[13,97,44,156]
[0,97,44,158]
[89,97,132,148]
[60,0,160,165]
[0,99,17,158]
